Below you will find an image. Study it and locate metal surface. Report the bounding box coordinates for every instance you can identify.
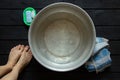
[29,2,96,72]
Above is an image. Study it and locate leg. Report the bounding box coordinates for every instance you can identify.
[1,46,32,80]
[0,45,23,77]
[0,64,12,78]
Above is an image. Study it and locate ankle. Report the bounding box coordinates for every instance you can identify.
[6,61,15,69]
[4,63,13,71]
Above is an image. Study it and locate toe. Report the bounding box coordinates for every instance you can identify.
[20,45,24,52]
[18,44,22,50]
[28,49,32,55]
[11,47,15,51]
[28,49,31,53]
[15,45,19,48]
[23,46,29,52]
[11,45,17,51]
[16,44,21,49]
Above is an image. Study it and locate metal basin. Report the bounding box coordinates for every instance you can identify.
[28,2,96,72]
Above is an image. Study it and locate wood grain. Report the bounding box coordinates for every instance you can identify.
[0,26,120,40]
[1,10,120,25]
[1,0,120,9]
[0,0,120,80]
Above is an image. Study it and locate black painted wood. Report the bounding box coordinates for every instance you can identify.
[1,10,120,25]
[0,25,120,40]
[18,72,120,80]
[0,26,28,39]
[0,40,28,55]
[96,26,120,40]
[1,0,120,9]
[0,0,120,80]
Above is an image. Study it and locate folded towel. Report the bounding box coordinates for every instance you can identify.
[85,37,112,73]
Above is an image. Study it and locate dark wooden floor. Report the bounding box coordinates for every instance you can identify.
[0,0,120,80]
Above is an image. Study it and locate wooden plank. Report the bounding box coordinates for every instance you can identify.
[0,55,8,65]
[0,10,120,26]
[96,26,120,40]
[0,10,23,25]
[0,26,28,40]
[0,0,63,9]
[1,0,120,9]
[19,72,120,80]
[0,40,28,54]
[65,0,120,9]
[86,10,120,26]
[109,41,120,53]
[0,26,120,40]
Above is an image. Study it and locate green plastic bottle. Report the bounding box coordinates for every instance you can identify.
[23,7,36,26]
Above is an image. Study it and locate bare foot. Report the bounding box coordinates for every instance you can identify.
[7,45,24,68]
[13,46,32,72]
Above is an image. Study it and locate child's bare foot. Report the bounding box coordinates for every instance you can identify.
[7,45,24,68]
[13,46,32,72]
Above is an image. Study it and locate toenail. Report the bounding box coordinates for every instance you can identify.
[26,46,29,48]
[25,47,28,49]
